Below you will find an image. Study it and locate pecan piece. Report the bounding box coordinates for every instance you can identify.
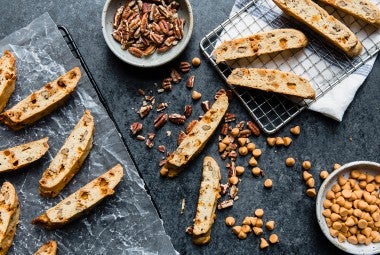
[217,199,234,210]
[184,105,192,118]
[220,123,229,136]
[157,45,172,53]
[201,101,211,113]
[162,77,172,90]
[113,6,124,29]
[130,122,143,135]
[159,19,170,34]
[128,47,144,58]
[224,113,236,123]
[137,88,145,96]
[154,113,168,129]
[170,69,181,83]
[238,129,252,138]
[157,145,166,153]
[247,121,261,136]
[169,113,186,125]
[179,61,191,73]
[146,139,154,149]
[138,105,152,118]
[157,102,169,112]
[177,130,187,145]
[186,75,195,89]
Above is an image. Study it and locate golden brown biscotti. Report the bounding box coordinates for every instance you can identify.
[160,94,229,178]
[0,137,49,174]
[0,182,20,255]
[0,67,81,130]
[33,240,57,255]
[192,156,221,245]
[0,51,16,113]
[273,0,363,57]
[318,0,380,27]
[32,164,123,229]
[39,110,95,198]
[227,68,316,99]
[213,29,308,63]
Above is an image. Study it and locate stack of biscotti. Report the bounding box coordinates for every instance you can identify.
[0,182,20,255]
[273,0,363,57]
[0,137,49,173]
[0,51,16,113]
[213,29,308,63]
[33,164,124,229]
[0,67,81,130]
[227,68,316,99]
[33,240,57,255]
[192,157,221,245]
[160,93,229,178]
[39,110,95,198]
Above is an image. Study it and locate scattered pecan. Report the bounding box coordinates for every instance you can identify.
[169,113,186,125]
[247,121,261,136]
[236,121,245,130]
[177,130,187,145]
[179,61,191,73]
[137,88,145,96]
[186,75,195,89]
[157,145,166,153]
[145,95,155,102]
[147,133,156,140]
[146,139,154,148]
[162,77,172,91]
[157,102,169,112]
[130,122,143,135]
[217,199,234,210]
[238,129,252,138]
[185,120,198,134]
[220,183,229,195]
[224,113,236,122]
[154,113,168,129]
[185,226,194,235]
[229,185,238,199]
[184,105,192,118]
[200,100,210,113]
[214,89,226,100]
[228,151,238,160]
[138,105,152,118]
[170,69,182,84]
[136,135,145,141]
[228,161,236,177]
[180,198,186,214]
[220,123,229,136]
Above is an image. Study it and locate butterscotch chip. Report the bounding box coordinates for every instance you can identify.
[290,125,300,135]
[225,216,235,227]
[306,188,316,197]
[269,234,279,244]
[266,137,276,147]
[259,238,269,249]
[285,157,295,167]
[320,170,329,179]
[252,149,262,158]
[302,161,311,170]
[264,179,273,188]
[255,208,264,218]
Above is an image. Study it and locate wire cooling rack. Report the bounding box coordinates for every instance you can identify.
[200,0,380,134]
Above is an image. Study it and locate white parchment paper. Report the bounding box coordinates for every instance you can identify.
[0,13,177,255]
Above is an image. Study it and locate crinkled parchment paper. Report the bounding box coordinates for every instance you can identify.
[0,13,177,255]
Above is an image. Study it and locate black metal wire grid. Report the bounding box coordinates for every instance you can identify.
[200,0,380,134]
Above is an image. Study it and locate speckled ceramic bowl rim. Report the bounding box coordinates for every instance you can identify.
[316,161,380,255]
[101,0,193,68]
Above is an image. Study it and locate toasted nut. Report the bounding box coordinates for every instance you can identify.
[236,166,245,176]
[191,57,201,67]
[255,208,264,218]
[306,188,316,197]
[320,170,329,179]
[247,143,256,151]
[249,157,258,167]
[285,157,295,167]
[290,125,300,135]
[225,216,235,227]
[283,137,292,146]
[302,161,312,171]
[191,90,202,100]
[265,221,275,231]
[252,149,262,158]
[269,234,279,244]
[260,238,269,249]
[252,167,262,177]
[264,179,273,189]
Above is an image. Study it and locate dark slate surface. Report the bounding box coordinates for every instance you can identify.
[1,0,379,254]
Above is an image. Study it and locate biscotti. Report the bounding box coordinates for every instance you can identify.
[213,29,308,63]
[0,137,49,173]
[32,164,123,229]
[0,51,16,113]
[0,67,81,130]
[318,0,380,27]
[273,0,362,57]
[192,156,221,245]
[39,110,95,198]
[0,182,20,255]
[33,240,57,255]
[160,94,229,178]
[227,68,316,99]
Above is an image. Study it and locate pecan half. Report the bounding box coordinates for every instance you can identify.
[157,102,169,112]
[169,113,186,125]
[224,113,236,123]
[186,75,195,89]
[154,113,168,129]
[201,101,211,113]
[130,122,143,135]
[162,77,172,90]
[179,61,191,73]
[138,105,152,118]
[247,121,261,136]
[238,129,252,138]
[170,69,181,83]
[220,123,229,136]
[128,47,144,58]
[184,105,192,118]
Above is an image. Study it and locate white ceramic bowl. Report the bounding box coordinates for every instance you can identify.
[102,0,193,68]
[316,161,380,255]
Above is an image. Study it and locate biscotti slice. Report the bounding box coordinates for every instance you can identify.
[39,110,95,198]
[192,156,221,245]
[0,67,81,130]
[0,51,16,113]
[32,164,123,229]
[318,0,380,27]
[227,68,316,99]
[160,94,229,178]
[0,137,49,173]
[33,240,57,255]
[0,182,20,255]
[213,29,308,63]
[273,0,362,57]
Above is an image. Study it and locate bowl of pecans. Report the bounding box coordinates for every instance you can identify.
[316,161,380,255]
[102,0,193,67]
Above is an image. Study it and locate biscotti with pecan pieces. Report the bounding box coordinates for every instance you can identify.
[0,137,49,173]
[0,67,81,130]
[32,164,123,229]
[213,29,308,63]
[192,156,221,245]
[227,68,315,99]
[0,51,16,113]
[160,93,229,178]
[33,240,57,255]
[318,0,380,27]
[273,0,362,57]
[0,182,20,255]
[39,110,95,198]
